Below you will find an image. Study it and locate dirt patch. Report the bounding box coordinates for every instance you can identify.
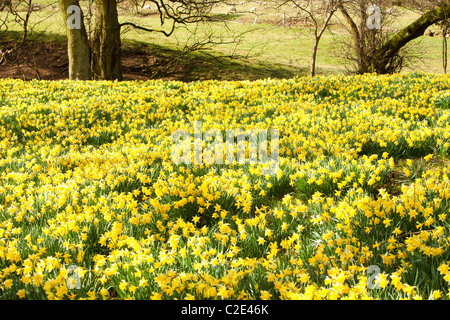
[0,40,69,80]
[0,36,300,82]
[0,39,191,81]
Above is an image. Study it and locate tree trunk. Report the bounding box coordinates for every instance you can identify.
[444,30,448,74]
[443,20,449,74]
[311,40,319,77]
[91,0,122,80]
[339,4,365,72]
[367,4,450,74]
[59,0,91,80]
[310,10,336,77]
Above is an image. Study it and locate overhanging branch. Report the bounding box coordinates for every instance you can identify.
[119,21,176,37]
[379,4,450,60]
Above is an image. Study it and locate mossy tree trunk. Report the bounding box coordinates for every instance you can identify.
[59,0,91,80]
[91,0,122,81]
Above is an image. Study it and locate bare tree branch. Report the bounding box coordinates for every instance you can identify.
[120,21,176,36]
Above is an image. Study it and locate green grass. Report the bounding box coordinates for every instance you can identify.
[0,2,448,80]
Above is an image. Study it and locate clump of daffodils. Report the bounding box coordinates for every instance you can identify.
[0,73,450,300]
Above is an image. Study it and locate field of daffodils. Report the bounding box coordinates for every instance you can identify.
[1,72,450,300]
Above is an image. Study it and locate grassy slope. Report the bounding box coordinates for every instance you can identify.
[0,3,446,80]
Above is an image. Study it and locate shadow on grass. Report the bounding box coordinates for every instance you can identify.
[1,30,307,82]
[121,38,306,82]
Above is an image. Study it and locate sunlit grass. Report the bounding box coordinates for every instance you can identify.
[0,3,446,79]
